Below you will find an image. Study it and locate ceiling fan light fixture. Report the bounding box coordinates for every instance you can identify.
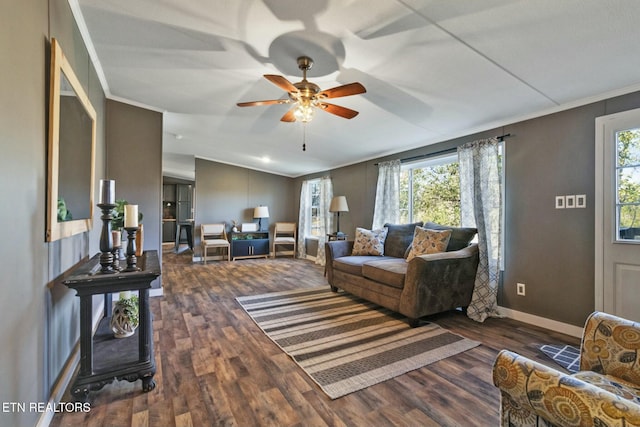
[237,55,365,123]
[293,102,315,122]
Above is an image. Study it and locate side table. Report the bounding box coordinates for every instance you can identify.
[63,250,161,401]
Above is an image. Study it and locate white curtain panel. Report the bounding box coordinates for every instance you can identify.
[372,159,401,229]
[297,180,310,259]
[297,177,333,266]
[316,176,333,266]
[458,138,503,323]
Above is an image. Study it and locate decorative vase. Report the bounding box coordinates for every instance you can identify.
[110,294,139,338]
[135,223,144,257]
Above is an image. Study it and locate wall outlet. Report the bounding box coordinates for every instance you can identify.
[517,282,526,296]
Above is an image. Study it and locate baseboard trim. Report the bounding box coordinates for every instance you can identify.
[36,342,80,427]
[150,287,164,297]
[498,306,583,338]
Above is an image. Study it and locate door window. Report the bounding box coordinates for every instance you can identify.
[615,128,640,241]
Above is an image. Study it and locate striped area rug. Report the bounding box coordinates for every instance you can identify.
[236,287,480,399]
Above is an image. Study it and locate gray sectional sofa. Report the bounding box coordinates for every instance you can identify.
[325,222,480,326]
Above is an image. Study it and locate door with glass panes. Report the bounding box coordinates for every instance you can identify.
[596,108,640,321]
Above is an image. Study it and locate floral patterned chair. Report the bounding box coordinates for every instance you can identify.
[493,311,640,426]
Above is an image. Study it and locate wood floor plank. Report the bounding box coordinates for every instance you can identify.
[131,410,148,427]
[50,246,581,427]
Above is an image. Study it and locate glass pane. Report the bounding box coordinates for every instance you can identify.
[399,170,409,223]
[616,129,640,241]
[411,162,461,226]
[618,167,640,203]
[616,129,640,167]
[618,205,640,239]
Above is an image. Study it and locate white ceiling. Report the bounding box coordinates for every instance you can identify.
[75,0,640,178]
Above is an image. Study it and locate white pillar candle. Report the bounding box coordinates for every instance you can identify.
[124,204,138,228]
[112,230,121,248]
[99,179,115,204]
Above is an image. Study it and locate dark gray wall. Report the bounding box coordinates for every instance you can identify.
[501,104,602,325]
[106,100,163,287]
[194,158,296,251]
[0,1,107,426]
[294,95,640,327]
[501,92,640,326]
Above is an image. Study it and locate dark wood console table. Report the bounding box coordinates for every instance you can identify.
[63,250,161,401]
[230,231,269,260]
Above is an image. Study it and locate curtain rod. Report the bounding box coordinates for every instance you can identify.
[376,134,511,165]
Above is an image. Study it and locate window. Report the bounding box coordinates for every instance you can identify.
[400,153,461,226]
[307,179,322,237]
[616,128,640,241]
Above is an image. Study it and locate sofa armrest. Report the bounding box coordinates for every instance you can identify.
[580,311,640,380]
[493,349,640,427]
[398,244,479,318]
[325,240,354,260]
[325,240,354,285]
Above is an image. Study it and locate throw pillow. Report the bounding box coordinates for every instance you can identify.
[424,222,477,251]
[406,226,452,262]
[383,222,424,258]
[352,227,388,256]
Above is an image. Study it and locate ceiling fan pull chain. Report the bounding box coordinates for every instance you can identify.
[302,123,307,151]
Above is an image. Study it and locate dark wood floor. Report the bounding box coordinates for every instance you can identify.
[52,246,580,427]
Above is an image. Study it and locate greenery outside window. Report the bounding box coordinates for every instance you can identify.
[400,152,461,226]
[307,179,322,237]
[399,144,504,229]
[616,128,640,241]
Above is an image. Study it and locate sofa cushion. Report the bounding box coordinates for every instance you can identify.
[406,227,451,262]
[352,227,388,256]
[362,258,408,289]
[333,255,397,276]
[383,222,423,258]
[424,222,477,251]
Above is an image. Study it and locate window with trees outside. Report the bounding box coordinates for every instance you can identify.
[400,152,461,226]
[616,128,640,241]
[400,144,504,227]
[307,179,322,237]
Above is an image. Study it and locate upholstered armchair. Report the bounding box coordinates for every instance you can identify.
[493,311,640,426]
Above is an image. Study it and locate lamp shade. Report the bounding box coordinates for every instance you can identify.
[253,206,270,218]
[329,196,349,213]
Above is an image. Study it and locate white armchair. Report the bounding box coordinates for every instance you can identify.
[272,222,296,258]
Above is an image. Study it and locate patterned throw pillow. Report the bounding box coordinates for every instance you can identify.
[352,227,388,256]
[405,226,452,262]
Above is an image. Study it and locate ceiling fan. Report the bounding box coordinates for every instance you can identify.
[237,56,366,123]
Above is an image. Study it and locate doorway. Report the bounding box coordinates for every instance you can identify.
[595,107,640,321]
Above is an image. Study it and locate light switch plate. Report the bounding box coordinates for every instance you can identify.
[555,196,565,209]
[576,194,586,208]
[565,195,576,208]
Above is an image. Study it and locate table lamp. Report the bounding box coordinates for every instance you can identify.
[329,196,349,235]
[253,206,269,231]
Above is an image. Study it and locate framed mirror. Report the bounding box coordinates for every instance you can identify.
[46,38,97,242]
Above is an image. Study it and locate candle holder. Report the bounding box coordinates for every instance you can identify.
[97,203,117,274]
[111,244,122,271]
[124,227,140,272]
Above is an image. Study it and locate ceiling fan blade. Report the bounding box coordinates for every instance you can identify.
[237,99,290,107]
[264,75,299,94]
[318,82,366,99]
[280,108,296,122]
[318,103,359,119]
